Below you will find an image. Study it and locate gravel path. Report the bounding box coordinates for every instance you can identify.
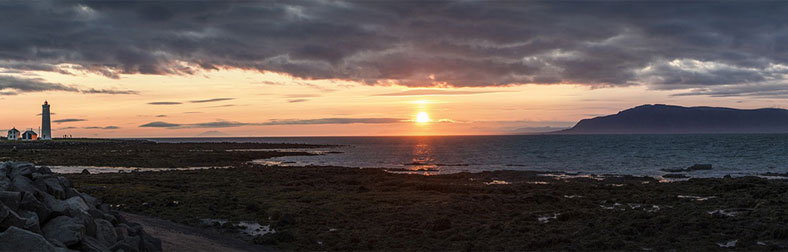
[120,212,271,252]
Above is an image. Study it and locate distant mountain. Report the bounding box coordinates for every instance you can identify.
[556,104,788,134]
[515,126,571,134]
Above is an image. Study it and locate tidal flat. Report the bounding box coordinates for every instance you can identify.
[67,165,788,251]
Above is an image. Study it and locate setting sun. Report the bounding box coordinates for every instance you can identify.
[416,112,432,123]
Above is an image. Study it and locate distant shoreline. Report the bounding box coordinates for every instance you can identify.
[0,139,324,168]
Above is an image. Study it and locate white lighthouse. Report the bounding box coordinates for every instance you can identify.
[41,101,51,140]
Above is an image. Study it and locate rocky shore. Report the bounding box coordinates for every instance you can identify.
[0,161,161,251]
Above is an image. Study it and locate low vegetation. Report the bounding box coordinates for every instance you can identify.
[68,165,788,251]
[0,140,322,168]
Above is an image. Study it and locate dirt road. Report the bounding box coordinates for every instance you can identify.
[121,212,271,252]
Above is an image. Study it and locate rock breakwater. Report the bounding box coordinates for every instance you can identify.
[0,161,162,252]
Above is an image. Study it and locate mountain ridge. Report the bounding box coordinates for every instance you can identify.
[556,104,788,134]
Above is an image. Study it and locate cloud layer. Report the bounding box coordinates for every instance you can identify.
[140,118,405,128]
[2,1,788,95]
[53,118,86,123]
[0,76,136,96]
[189,98,234,103]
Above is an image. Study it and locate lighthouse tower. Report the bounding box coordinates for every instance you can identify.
[41,101,51,140]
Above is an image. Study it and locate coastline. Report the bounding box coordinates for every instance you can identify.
[5,138,788,250]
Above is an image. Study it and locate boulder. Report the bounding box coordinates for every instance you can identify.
[1,162,161,252]
[34,177,66,200]
[0,202,7,221]
[104,213,118,225]
[37,166,54,174]
[19,191,52,222]
[0,176,11,191]
[9,162,34,179]
[87,208,105,220]
[19,210,42,234]
[57,176,72,189]
[64,196,90,215]
[10,176,36,195]
[141,233,163,252]
[81,169,91,175]
[125,223,142,236]
[661,164,713,173]
[115,226,129,241]
[0,226,63,252]
[0,203,27,232]
[43,194,68,215]
[80,192,100,209]
[111,242,139,252]
[66,187,81,199]
[112,235,142,252]
[0,191,21,211]
[72,211,97,237]
[31,172,44,180]
[112,211,128,225]
[688,164,713,171]
[0,162,10,176]
[95,219,118,247]
[42,216,86,246]
[78,236,111,252]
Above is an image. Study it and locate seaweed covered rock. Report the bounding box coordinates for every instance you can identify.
[0,161,162,252]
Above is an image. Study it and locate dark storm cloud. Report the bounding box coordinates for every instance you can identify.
[139,118,405,128]
[0,76,138,95]
[672,83,788,99]
[0,76,78,93]
[53,118,86,123]
[5,1,788,95]
[189,98,234,103]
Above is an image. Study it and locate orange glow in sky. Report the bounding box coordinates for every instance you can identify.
[1,68,786,138]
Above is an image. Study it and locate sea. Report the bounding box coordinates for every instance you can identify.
[146,134,788,178]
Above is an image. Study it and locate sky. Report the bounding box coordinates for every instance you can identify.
[2,0,788,137]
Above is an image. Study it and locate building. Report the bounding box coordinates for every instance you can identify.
[4,101,53,141]
[21,129,37,141]
[7,128,19,140]
[41,101,51,140]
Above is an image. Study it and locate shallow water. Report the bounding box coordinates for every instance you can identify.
[200,219,275,236]
[146,135,788,178]
[48,165,226,174]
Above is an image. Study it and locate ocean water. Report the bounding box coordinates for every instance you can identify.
[147,135,788,178]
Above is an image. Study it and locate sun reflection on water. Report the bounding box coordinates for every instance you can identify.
[409,139,439,174]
